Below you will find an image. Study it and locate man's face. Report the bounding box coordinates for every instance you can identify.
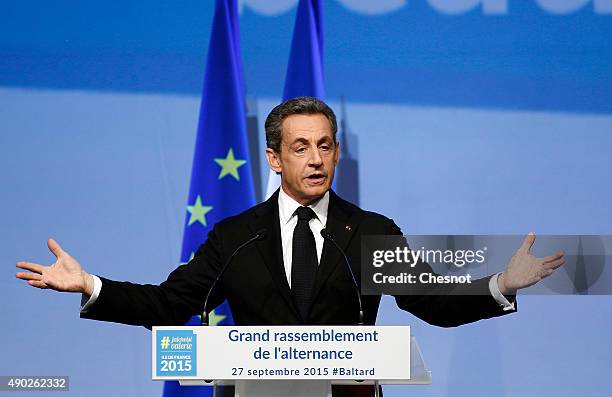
[266,113,339,206]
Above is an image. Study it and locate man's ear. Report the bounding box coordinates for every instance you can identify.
[266,148,282,174]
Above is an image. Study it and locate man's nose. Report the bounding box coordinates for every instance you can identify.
[308,148,323,167]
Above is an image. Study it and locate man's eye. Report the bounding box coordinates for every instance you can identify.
[295,147,306,154]
[319,145,330,151]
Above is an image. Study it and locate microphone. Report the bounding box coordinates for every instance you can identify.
[320,228,364,325]
[201,229,268,326]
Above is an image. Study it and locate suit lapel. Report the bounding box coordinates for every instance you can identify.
[249,190,300,319]
[311,191,362,305]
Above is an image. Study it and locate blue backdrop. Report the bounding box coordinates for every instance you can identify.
[1,1,611,396]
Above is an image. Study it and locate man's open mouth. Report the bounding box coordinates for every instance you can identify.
[305,174,326,183]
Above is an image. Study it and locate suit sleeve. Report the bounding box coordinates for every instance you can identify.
[387,220,517,327]
[80,223,227,328]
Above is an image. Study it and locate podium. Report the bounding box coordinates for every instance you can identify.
[153,326,430,397]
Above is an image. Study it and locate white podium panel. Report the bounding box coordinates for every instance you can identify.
[152,326,416,381]
[153,326,431,397]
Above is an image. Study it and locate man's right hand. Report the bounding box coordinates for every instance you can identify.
[16,239,93,295]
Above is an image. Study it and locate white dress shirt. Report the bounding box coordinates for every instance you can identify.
[278,187,328,288]
[81,187,514,312]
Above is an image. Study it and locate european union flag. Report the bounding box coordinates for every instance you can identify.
[163,0,255,396]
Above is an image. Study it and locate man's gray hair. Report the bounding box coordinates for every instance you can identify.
[265,96,338,153]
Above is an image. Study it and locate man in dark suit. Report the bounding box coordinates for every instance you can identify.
[16,96,565,394]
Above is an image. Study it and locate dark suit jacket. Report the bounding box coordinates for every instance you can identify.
[82,190,515,327]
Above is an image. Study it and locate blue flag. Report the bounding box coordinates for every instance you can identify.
[163,0,255,396]
[266,0,325,197]
[283,0,324,100]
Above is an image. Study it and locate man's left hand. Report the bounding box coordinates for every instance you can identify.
[498,232,565,295]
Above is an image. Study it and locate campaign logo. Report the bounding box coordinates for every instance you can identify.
[156,330,197,377]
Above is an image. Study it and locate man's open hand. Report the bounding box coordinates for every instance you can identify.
[498,233,565,295]
[16,239,93,295]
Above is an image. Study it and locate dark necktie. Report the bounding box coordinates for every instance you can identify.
[291,206,318,321]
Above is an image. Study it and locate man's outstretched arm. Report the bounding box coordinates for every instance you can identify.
[15,228,227,328]
[392,226,565,327]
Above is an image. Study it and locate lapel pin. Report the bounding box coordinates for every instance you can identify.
[345,225,351,231]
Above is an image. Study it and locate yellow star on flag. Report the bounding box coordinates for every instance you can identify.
[186,195,213,227]
[214,148,247,181]
[209,309,227,326]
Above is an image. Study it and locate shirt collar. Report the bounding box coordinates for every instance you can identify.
[278,187,329,226]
